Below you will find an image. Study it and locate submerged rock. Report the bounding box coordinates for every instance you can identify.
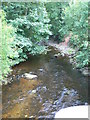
[39,69,44,72]
[82,69,90,76]
[54,53,61,58]
[38,68,45,73]
[24,73,38,80]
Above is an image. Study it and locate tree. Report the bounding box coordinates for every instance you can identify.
[2,2,52,64]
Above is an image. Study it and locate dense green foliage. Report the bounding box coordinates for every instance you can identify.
[0,10,17,83]
[3,3,52,64]
[0,1,89,84]
[60,2,89,68]
[46,2,68,42]
[46,3,62,41]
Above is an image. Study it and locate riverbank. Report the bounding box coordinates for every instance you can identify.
[48,40,89,77]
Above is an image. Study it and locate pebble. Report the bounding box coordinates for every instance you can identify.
[39,69,44,72]
[32,90,37,94]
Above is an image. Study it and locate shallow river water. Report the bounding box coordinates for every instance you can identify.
[2,48,88,119]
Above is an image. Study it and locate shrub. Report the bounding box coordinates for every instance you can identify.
[59,1,89,68]
[0,10,17,84]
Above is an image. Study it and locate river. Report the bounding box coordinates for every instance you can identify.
[2,47,88,119]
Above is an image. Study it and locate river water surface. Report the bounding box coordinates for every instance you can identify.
[2,48,88,119]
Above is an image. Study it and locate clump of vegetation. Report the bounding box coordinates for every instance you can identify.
[60,1,89,68]
[46,2,68,42]
[2,3,52,65]
[0,10,18,84]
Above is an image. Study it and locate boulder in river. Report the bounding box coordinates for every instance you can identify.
[24,73,38,80]
[55,105,88,118]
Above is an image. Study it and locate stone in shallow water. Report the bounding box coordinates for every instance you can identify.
[54,53,61,58]
[82,70,90,76]
[24,73,38,80]
[39,69,44,72]
[32,90,37,94]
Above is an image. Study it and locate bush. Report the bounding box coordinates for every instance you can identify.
[0,10,18,84]
[59,1,89,68]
